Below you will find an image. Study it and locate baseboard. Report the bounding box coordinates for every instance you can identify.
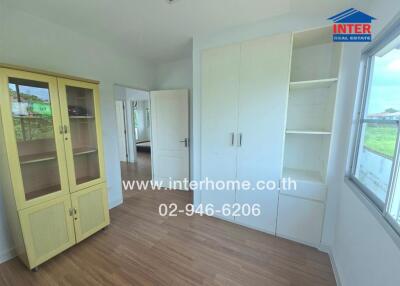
[0,248,15,264]
[322,245,342,286]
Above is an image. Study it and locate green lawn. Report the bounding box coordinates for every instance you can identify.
[364,124,397,158]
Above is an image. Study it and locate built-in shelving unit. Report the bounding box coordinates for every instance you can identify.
[283,26,341,183]
[277,27,342,246]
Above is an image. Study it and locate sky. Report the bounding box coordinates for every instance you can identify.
[366,42,400,115]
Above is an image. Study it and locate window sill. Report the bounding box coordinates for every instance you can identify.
[344,177,400,250]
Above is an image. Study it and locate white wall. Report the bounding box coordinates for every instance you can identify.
[0,5,156,262]
[331,1,400,285]
[154,58,193,92]
[154,58,193,179]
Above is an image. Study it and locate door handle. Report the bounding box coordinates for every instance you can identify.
[74,208,78,220]
[180,138,189,147]
[238,133,242,147]
[63,125,68,134]
[231,132,235,146]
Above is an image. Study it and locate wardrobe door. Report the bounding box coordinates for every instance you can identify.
[200,44,240,221]
[235,34,292,233]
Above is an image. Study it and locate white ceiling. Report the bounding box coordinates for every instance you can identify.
[4,0,369,63]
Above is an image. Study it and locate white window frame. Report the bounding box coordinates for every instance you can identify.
[350,15,400,235]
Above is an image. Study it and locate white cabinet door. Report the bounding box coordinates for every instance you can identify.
[200,44,240,220]
[235,34,292,233]
[276,195,324,246]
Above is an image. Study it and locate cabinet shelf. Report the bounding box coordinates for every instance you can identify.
[20,152,57,165]
[25,185,61,201]
[286,130,331,135]
[20,147,98,165]
[289,78,338,90]
[69,115,95,119]
[13,115,51,119]
[283,167,323,184]
[73,147,98,156]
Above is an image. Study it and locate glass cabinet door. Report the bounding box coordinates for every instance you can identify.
[58,79,104,191]
[0,70,68,205]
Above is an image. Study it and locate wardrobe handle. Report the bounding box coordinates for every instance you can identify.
[238,133,242,147]
[231,133,235,146]
[63,125,68,134]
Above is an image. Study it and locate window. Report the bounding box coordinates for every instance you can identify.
[351,25,400,233]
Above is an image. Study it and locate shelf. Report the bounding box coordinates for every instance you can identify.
[20,152,57,165]
[13,115,51,119]
[25,185,61,201]
[19,147,97,165]
[283,168,323,183]
[76,176,99,185]
[289,78,338,90]
[286,130,331,135]
[293,26,332,49]
[73,147,98,156]
[69,115,94,119]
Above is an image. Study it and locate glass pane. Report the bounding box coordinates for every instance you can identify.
[354,123,398,203]
[364,37,400,119]
[389,165,400,227]
[66,86,100,185]
[9,77,61,201]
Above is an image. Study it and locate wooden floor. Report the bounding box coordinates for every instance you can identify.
[120,151,152,195]
[0,152,336,285]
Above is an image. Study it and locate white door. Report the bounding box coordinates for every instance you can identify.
[150,90,189,189]
[235,33,292,233]
[200,44,241,221]
[115,101,127,162]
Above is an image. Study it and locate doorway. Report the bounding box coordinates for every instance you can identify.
[115,85,190,199]
[114,86,152,199]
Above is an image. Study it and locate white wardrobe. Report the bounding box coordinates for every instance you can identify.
[200,27,341,247]
[201,33,292,234]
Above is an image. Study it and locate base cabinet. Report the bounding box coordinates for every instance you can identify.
[18,184,109,269]
[19,196,76,269]
[72,184,110,243]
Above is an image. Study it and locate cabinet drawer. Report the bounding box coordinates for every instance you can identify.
[276,195,325,246]
[19,196,76,269]
[280,181,327,202]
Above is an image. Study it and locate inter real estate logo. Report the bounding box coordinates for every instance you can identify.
[328,8,376,42]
